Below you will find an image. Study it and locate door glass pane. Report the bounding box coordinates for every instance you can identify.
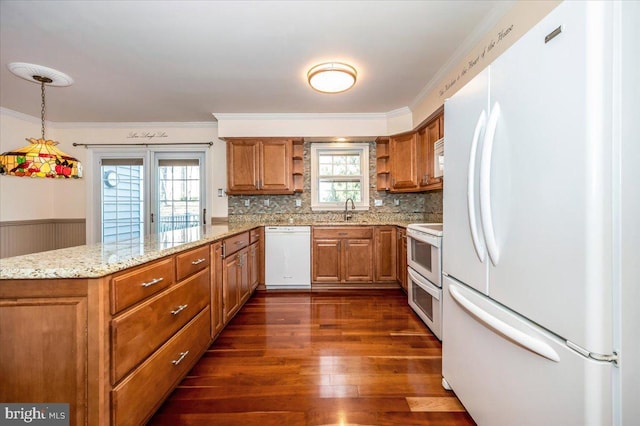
[157,158,201,232]
[101,159,144,243]
[412,282,434,321]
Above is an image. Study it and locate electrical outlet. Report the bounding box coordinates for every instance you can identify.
[295,199,302,207]
[217,188,225,197]
[374,199,383,207]
[264,199,270,207]
[244,199,250,207]
[394,199,400,206]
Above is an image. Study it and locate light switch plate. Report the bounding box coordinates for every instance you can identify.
[374,199,383,207]
[244,199,250,207]
[295,199,302,207]
[264,199,270,207]
[394,199,400,206]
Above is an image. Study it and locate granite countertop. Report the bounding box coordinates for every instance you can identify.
[0,220,417,280]
[0,224,255,280]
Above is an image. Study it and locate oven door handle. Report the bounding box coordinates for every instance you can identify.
[408,268,441,301]
[407,229,441,248]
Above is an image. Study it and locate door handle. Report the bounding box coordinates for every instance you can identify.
[468,110,487,263]
[480,102,501,266]
[203,208,207,225]
[449,284,559,362]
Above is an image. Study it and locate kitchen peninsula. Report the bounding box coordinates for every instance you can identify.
[0,218,421,425]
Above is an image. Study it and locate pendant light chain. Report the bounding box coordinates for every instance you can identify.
[40,80,46,140]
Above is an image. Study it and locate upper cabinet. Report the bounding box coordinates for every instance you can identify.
[389,132,419,192]
[419,112,444,189]
[226,138,303,195]
[377,109,444,193]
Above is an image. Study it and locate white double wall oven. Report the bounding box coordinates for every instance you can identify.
[407,223,443,340]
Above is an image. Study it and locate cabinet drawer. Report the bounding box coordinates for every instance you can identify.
[224,232,249,256]
[313,226,373,239]
[176,245,210,282]
[111,257,174,314]
[111,306,211,426]
[250,228,261,244]
[111,268,210,383]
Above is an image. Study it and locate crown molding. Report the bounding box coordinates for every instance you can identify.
[0,107,43,124]
[52,121,217,129]
[213,112,389,121]
[0,108,217,129]
[386,107,412,119]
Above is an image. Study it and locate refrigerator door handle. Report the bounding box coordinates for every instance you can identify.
[467,110,487,262]
[449,284,560,362]
[480,102,501,265]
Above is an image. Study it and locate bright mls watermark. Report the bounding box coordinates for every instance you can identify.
[0,404,69,425]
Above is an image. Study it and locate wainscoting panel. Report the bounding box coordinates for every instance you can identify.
[0,219,86,259]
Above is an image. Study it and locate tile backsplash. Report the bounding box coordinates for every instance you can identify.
[227,140,443,223]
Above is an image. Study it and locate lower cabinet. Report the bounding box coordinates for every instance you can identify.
[222,230,253,324]
[374,226,397,282]
[0,291,89,426]
[111,306,211,426]
[397,227,408,293]
[312,226,374,284]
[223,249,242,323]
[211,241,224,338]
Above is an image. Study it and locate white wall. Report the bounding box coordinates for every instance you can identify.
[0,109,226,238]
[411,0,561,126]
[0,109,84,221]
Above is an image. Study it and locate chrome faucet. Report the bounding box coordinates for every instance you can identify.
[344,198,355,221]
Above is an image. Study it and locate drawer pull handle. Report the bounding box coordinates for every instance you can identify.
[234,241,245,245]
[170,304,188,315]
[338,232,348,236]
[191,258,206,265]
[141,277,163,288]
[171,350,190,365]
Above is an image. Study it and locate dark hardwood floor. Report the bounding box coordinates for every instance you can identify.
[149,289,475,425]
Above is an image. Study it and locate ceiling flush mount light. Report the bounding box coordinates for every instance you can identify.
[307,62,357,94]
[0,63,82,178]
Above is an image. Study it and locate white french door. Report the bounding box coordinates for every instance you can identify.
[96,150,206,243]
[151,152,206,234]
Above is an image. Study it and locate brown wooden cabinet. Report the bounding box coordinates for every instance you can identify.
[312,226,379,287]
[0,289,89,426]
[397,227,408,293]
[419,112,444,190]
[226,138,302,195]
[379,108,444,193]
[248,228,261,292]
[389,132,419,191]
[374,226,397,282]
[222,231,250,323]
[0,227,268,426]
[110,249,211,425]
[211,241,224,338]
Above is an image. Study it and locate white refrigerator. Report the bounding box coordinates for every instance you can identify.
[442,1,639,425]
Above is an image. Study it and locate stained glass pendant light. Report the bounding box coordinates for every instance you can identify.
[0,63,82,178]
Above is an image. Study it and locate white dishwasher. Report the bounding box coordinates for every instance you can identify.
[265,226,311,289]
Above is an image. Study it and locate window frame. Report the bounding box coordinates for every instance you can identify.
[310,142,369,211]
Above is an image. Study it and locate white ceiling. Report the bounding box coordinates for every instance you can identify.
[0,0,513,123]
